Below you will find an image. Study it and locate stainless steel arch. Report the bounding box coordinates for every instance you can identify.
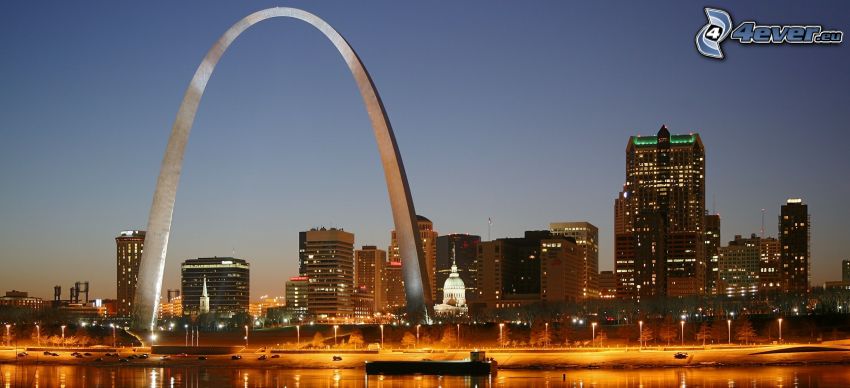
[132,7,431,331]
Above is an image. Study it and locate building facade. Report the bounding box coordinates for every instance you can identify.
[380,260,405,312]
[704,214,721,294]
[598,271,617,299]
[285,276,308,321]
[843,260,850,283]
[779,199,810,294]
[549,222,599,299]
[540,237,583,303]
[355,245,386,313]
[718,235,761,298]
[0,290,44,310]
[116,230,145,317]
[758,237,781,294]
[303,228,355,319]
[615,126,706,299]
[180,257,250,316]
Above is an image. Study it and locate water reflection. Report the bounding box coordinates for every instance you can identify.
[0,365,848,387]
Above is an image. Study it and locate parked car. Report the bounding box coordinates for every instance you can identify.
[674,352,688,359]
[95,357,103,362]
[198,356,207,360]
[270,354,280,359]
[43,351,52,356]
[119,358,128,362]
[17,352,28,357]
[160,356,170,360]
[231,355,242,360]
[332,355,343,361]
[83,353,92,357]
[257,355,267,361]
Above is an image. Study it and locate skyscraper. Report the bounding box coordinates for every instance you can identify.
[477,231,550,308]
[717,235,761,298]
[303,227,355,318]
[181,257,250,316]
[381,260,405,312]
[116,230,145,317]
[355,245,386,313]
[615,126,706,298]
[758,236,781,294]
[285,276,308,321]
[389,215,437,302]
[704,214,721,294]
[549,222,599,299]
[779,198,810,294]
[436,234,480,303]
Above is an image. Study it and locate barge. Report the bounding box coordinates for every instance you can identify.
[365,351,497,376]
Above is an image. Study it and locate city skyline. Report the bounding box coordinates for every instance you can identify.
[1,1,848,300]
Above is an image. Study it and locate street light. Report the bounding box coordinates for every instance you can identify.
[680,320,685,346]
[334,325,339,346]
[499,323,505,347]
[111,324,117,347]
[591,322,597,347]
[4,324,10,346]
[36,324,40,347]
[296,324,301,347]
[416,324,421,348]
[544,323,549,348]
[778,318,783,342]
[638,321,643,349]
[61,325,66,344]
[244,325,249,348]
[379,324,384,348]
[457,324,461,348]
[727,319,731,344]
[184,324,188,346]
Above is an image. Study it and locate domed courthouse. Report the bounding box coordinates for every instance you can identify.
[434,247,468,316]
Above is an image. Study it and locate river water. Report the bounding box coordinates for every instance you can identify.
[2,365,849,387]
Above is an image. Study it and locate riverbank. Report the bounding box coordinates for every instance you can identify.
[4,344,850,370]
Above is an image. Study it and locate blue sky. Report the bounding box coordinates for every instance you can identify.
[1,1,848,299]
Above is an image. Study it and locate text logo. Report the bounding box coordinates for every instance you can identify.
[696,8,843,59]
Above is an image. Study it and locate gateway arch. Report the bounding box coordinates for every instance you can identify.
[132,7,431,331]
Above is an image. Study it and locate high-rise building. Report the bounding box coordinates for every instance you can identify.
[181,257,250,316]
[779,199,810,294]
[549,222,599,299]
[704,214,721,294]
[718,235,761,298]
[355,245,386,313]
[303,227,355,319]
[598,271,617,299]
[477,231,550,308]
[758,236,781,294]
[540,237,583,303]
[389,215,437,303]
[298,231,308,276]
[615,126,706,298]
[285,276,308,321]
[116,230,145,317]
[843,260,850,283]
[614,191,636,298]
[381,260,405,312]
[436,234,480,303]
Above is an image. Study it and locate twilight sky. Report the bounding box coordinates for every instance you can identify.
[1,1,848,300]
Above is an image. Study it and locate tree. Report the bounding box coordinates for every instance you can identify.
[499,325,511,347]
[311,332,325,348]
[401,332,416,348]
[658,317,677,346]
[711,320,729,344]
[529,322,551,348]
[440,326,457,348]
[348,329,364,349]
[696,323,711,346]
[639,326,654,346]
[736,319,757,345]
[595,329,608,347]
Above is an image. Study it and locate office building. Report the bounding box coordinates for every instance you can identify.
[303,227,355,319]
[116,230,145,317]
[540,236,583,303]
[718,235,761,298]
[779,199,810,294]
[550,222,599,299]
[381,260,405,312]
[599,271,617,299]
[355,245,386,313]
[704,214,721,294]
[843,260,850,283]
[477,231,550,309]
[615,126,706,298]
[285,276,308,321]
[0,290,44,310]
[758,236,781,294]
[181,257,250,316]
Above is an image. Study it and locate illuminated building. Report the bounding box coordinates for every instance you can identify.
[355,245,386,313]
[116,230,145,317]
[598,271,617,299]
[758,237,781,294]
[434,248,468,316]
[477,231,549,309]
[303,227,354,319]
[540,237,583,303]
[0,290,44,310]
[549,222,599,299]
[615,126,706,298]
[381,260,405,312]
[436,234,480,303]
[780,198,810,294]
[285,276,308,321]
[843,260,850,282]
[181,257,250,316]
[704,214,721,294]
[718,235,761,298]
[389,215,437,302]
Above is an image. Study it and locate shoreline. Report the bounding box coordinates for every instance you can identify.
[4,344,850,371]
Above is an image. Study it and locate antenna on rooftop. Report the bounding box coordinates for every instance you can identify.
[761,209,766,238]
